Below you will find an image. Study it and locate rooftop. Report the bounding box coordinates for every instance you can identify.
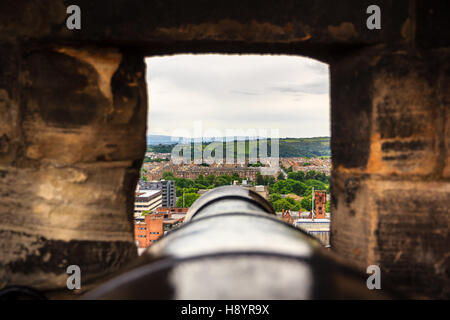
[135,190,162,199]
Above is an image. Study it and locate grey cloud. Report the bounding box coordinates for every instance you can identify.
[270,82,329,95]
[145,54,330,138]
[231,90,262,96]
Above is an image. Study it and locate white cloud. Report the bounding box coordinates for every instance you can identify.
[145,54,330,138]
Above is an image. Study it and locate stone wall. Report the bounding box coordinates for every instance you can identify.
[331,47,449,298]
[0,0,448,298]
[0,45,147,292]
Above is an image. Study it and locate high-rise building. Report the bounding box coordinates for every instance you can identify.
[138,180,176,207]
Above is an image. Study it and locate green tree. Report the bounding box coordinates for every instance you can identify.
[162,171,175,180]
[291,181,307,196]
[175,178,194,189]
[195,174,207,186]
[285,197,295,205]
[140,168,148,181]
[214,175,233,187]
[271,198,301,212]
[256,172,265,185]
[205,175,216,186]
[184,187,198,194]
[273,180,288,194]
[271,179,306,195]
[288,171,305,182]
[176,192,200,208]
[269,193,282,203]
[194,183,207,189]
[304,179,327,191]
[300,193,313,211]
[249,161,262,167]
[267,176,276,186]
[272,199,293,212]
[141,210,151,216]
[291,201,301,211]
[214,176,229,187]
[303,170,329,184]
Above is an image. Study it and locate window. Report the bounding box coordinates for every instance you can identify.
[144,54,331,247]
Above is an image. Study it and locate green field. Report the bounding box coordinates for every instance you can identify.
[147,137,330,158]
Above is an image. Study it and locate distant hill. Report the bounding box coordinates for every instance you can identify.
[278,137,330,157]
[147,135,254,145]
[147,135,183,145]
[147,136,330,158]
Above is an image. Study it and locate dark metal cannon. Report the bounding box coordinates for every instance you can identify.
[83,186,396,299]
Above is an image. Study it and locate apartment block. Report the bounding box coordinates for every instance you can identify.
[138,180,176,207]
[134,190,162,218]
[134,213,164,248]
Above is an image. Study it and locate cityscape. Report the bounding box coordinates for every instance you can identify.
[133,138,332,254]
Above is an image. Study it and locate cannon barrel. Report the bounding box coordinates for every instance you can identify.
[83,186,396,299]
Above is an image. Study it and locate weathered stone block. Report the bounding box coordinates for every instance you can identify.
[332,172,450,298]
[0,46,147,293]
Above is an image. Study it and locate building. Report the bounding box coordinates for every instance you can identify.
[163,216,185,233]
[250,185,269,200]
[314,190,327,219]
[156,207,188,233]
[134,213,164,248]
[279,157,331,175]
[173,166,260,180]
[156,207,188,218]
[135,208,187,250]
[239,183,269,200]
[138,180,176,207]
[156,207,188,214]
[295,218,330,247]
[281,209,294,225]
[134,190,162,218]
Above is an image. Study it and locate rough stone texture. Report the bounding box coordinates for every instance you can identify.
[331,47,450,298]
[0,45,146,292]
[0,0,448,298]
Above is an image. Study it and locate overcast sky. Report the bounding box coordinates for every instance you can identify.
[145,54,330,138]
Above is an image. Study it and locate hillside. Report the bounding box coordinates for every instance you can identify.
[148,136,330,158]
[278,137,330,157]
